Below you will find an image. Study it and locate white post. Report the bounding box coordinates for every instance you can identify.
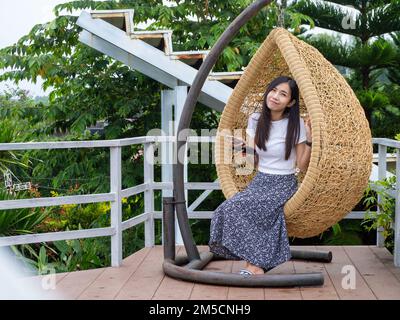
[110,146,122,267]
[161,90,174,246]
[144,142,155,247]
[395,149,400,267]
[174,85,188,245]
[377,144,387,247]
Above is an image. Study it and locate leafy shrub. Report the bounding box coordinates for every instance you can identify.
[36,191,110,232]
[13,235,110,274]
[362,176,396,252]
[319,221,365,245]
[51,236,110,271]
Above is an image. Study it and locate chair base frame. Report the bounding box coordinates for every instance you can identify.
[163,197,332,287]
[167,0,332,288]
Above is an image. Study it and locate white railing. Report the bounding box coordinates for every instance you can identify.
[0,137,398,267]
[0,136,157,267]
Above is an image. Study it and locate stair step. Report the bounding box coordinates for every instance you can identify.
[131,30,173,54]
[90,10,134,34]
[169,50,209,69]
[209,71,243,80]
[208,71,244,87]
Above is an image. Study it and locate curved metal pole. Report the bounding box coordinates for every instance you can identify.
[162,194,331,286]
[163,248,331,287]
[163,259,324,287]
[168,249,333,268]
[173,0,273,261]
[291,249,332,262]
[162,197,175,261]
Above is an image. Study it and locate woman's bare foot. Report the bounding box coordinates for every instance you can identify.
[245,262,264,275]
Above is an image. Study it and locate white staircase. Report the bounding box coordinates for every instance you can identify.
[76,9,244,112]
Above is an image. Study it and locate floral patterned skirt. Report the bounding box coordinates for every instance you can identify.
[209,171,298,269]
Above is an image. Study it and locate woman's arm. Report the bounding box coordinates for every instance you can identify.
[295,118,312,173]
[295,142,311,172]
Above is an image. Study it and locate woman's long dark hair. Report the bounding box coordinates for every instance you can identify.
[254,76,300,161]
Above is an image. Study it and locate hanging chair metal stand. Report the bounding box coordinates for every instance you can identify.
[163,0,332,287]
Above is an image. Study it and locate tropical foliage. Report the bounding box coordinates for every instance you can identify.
[362,175,396,252]
[293,0,400,136]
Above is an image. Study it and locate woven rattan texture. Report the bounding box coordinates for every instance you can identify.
[215,28,372,238]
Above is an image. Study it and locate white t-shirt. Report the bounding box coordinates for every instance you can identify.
[245,112,307,175]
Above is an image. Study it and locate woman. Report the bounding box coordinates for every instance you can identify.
[209,76,312,276]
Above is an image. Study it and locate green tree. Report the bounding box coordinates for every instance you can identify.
[293,0,400,126]
[388,31,400,83]
[0,89,41,179]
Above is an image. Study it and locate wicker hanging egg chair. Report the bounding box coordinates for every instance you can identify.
[215,28,373,238]
[164,0,344,287]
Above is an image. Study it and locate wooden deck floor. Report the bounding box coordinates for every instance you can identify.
[17,245,400,300]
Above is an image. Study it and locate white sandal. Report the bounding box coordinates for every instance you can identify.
[239,269,254,277]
